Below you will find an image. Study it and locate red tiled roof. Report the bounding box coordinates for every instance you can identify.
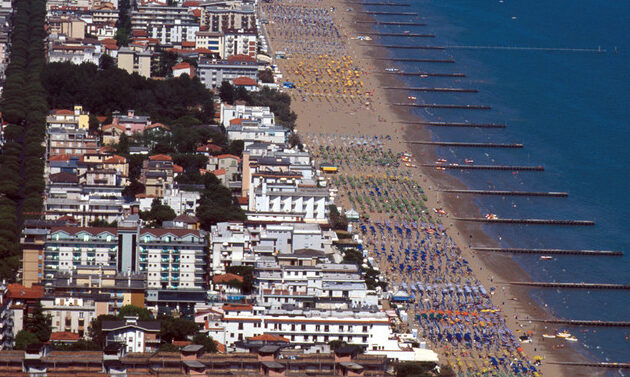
[172,340,191,347]
[96,116,108,123]
[227,54,256,63]
[215,340,226,353]
[49,331,80,341]
[236,196,248,205]
[229,118,243,125]
[182,0,200,6]
[173,164,184,173]
[132,30,147,37]
[232,76,257,86]
[7,284,44,300]
[146,122,169,130]
[101,38,117,45]
[212,273,244,284]
[49,154,70,162]
[212,168,226,176]
[248,334,290,343]
[222,304,252,312]
[172,62,192,70]
[196,143,222,153]
[199,168,209,175]
[192,9,201,17]
[181,41,195,48]
[215,154,240,161]
[149,154,172,161]
[104,155,126,164]
[53,109,74,115]
[99,146,116,153]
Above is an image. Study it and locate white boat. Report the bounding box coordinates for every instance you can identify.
[556,331,571,338]
[385,67,399,72]
[464,159,474,164]
[408,96,417,100]
[540,256,553,260]
[485,213,499,220]
[542,334,556,339]
[566,336,578,342]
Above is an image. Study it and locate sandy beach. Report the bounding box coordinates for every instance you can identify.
[257,0,604,375]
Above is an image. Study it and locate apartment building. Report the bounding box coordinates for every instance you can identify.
[220,103,275,127]
[203,304,392,351]
[200,3,255,32]
[42,227,207,292]
[41,293,111,337]
[117,47,152,78]
[197,54,259,90]
[49,266,146,314]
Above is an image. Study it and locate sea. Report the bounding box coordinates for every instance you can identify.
[362,0,630,371]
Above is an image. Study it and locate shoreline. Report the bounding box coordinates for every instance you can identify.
[341,7,603,377]
[345,8,608,376]
[259,0,605,375]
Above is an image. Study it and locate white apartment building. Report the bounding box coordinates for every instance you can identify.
[41,293,111,338]
[43,227,207,294]
[248,172,329,223]
[148,20,199,45]
[201,304,392,351]
[220,103,275,128]
[137,186,201,216]
[209,222,253,274]
[255,258,375,310]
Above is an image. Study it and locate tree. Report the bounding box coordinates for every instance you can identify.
[192,333,218,353]
[88,113,100,134]
[196,174,245,229]
[158,315,198,343]
[122,179,145,199]
[118,305,153,320]
[141,198,177,227]
[328,205,348,231]
[219,81,235,104]
[14,330,39,350]
[158,343,180,352]
[89,314,118,347]
[25,302,52,342]
[258,69,274,83]
[225,266,253,294]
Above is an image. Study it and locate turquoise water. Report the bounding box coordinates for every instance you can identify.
[366,0,630,369]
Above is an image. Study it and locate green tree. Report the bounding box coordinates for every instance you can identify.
[225,266,253,294]
[158,315,198,343]
[118,305,153,320]
[196,174,245,229]
[89,113,100,134]
[14,330,40,350]
[158,342,180,352]
[25,302,52,342]
[192,333,218,353]
[89,314,118,347]
[328,205,348,230]
[141,198,177,227]
[219,81,235,104]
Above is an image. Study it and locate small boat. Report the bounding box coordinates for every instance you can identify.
[436,158,447,163]
[464,159,474,164]
[408,96,417,100]
[556,331,571,338]
[542,334,556,339]
[420,74,429,78]
[566,336,578,342]
[540,256,553,260]
[385,67,399,72]
[485,213,498,220]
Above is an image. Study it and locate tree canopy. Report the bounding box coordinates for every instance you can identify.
[42,61,214,124]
